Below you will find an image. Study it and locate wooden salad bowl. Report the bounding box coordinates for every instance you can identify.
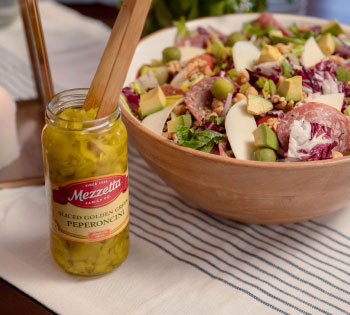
[122,106,350,224]
[122,14,350,224]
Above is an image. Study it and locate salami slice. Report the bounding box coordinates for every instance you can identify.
[175,33,207,48]
[161,85,185,96]
[185,77,217,122]
[254,12,293,37]
[277,102,350,154]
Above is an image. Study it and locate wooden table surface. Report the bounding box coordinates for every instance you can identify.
[1,0,349,314]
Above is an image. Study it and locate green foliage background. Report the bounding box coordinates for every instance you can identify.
[119,0,267,34]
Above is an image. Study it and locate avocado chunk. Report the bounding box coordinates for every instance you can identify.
[166,94,184,106]
[253,148,276,162]
[258,45,284,64]
[269,29,283,38]
[151,59,164,67]
[139,86,167,119]
[321,19,344,36]
[253,123,279,151]
[140,65,169,85]
[344,106,350,116]
[167,114,192,133]
[318,33,336,56]
[277,76,302,101]
[247,95,273,115]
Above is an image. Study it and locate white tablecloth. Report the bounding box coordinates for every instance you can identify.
[0,2,349,315]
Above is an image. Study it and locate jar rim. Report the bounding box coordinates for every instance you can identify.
[46,88,120,130]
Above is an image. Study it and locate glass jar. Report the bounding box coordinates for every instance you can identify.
[42,89,129,276]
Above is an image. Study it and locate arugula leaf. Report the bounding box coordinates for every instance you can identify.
[176,125,226,152]
[256,77,276,99]
[336,67,350,82]
[270,35,304,45]
[243,22,272,38]
[173,16,190,39]
[291,45,304,57]
[209,115,226,125]
[280,59,295,78]
[256,76,269,88]
[269,80,276,95]
[288,24,313,40]
[288,25,300,37]
[261,81,270,99]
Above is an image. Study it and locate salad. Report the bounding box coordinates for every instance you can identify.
[121,13,350,162]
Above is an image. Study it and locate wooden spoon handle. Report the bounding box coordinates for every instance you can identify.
[19,0,54,105]
[83,1,134,111]
[96,0,152,118]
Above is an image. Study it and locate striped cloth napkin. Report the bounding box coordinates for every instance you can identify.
[0,145,349,314]
[0,2,349,314]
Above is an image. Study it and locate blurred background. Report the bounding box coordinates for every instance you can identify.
[57,0,348,34]
[1,0,348,33]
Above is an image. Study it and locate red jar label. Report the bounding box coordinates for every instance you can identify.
[49,172,129,242]
[52,174,128,208]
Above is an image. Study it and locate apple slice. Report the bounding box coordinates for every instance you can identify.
[142,98,184,136]
[179,46,206,62]
[305,93,344,111]
[232,41,261,72]
[225,99,257,160]
[301,37,325,68]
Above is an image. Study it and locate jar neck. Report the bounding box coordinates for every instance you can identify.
[46,88,120,131]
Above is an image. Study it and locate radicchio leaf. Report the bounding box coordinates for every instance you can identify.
[293,60,342,95]
[286,120,338,161]
[122,87,140,114]
[336,45,350,59]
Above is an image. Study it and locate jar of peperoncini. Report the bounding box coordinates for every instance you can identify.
[42,89,129,276]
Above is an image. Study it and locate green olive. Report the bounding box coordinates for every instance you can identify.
[162,47,181,63]
[210,78,235,100]
[226,32,247,47]
[253,148,277,162]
